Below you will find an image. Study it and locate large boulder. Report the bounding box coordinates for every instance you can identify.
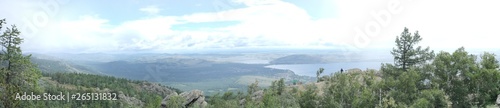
[140,82,176,96]
[239,90,264,105]
[250,90,264,101]
[180,90,208,107]
[161,90,207,108]
[117,91,144,107]
[160,92,179,106]
[496,94,500,106]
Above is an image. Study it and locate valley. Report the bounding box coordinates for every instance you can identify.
[31,52,357,95]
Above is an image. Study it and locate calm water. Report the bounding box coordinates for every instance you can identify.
[265,62,388,77]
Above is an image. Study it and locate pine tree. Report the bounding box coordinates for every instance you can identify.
[391,27,434,71]
[316,68,324,82]
[276,78,285,95]
[0,18,42,108]
[247,80,260,94]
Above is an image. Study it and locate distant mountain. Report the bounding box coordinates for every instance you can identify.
[30,56,103,74]
[270,54,329,64]
[28,53,315,96]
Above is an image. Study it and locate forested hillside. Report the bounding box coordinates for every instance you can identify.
[165,27,500,108]
[18,72,181,107]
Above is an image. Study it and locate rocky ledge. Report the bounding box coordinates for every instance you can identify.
[161,89,208,108]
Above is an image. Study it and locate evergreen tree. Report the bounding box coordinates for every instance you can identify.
[391,27,434,71]
[0,18,41,108]
[276,78,285,95]
[247,80,260,94]
[316,68,324,82]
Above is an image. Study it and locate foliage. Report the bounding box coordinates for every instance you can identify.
[11,72,181,107]
[474,52,500,106]
[0,18,42,108]
[431,47,477,107]
[316,68,324,82]
[410,98,431,108]
[299,85,317,108]
[379,97,405,108]
[418,89,447,108]
[387,69,420,105]
[390,27,434,71]
[263,88,280,108]
[247,80,260,95]
[269,78,285,95]
[165,95,185,108]
[205,27,500,108]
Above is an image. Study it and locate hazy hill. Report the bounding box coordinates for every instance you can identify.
[270,54,329,64]
[30,56,103,74]
[29,54,313,95]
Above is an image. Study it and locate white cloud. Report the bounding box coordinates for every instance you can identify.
[232,0,281,6]
[11,0,500,53]
[397,1,500,50]
[139,5,161,15]
[28,0,334,53]
[33,15,115,53]
[301,0,500,51]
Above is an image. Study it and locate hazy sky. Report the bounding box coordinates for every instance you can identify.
[0,0,499,53]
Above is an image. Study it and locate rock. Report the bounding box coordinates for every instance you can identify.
[496,94,500,106]
[161,90,207,108]
[239,90,264,105]
[250,90,264,101]
[180,90,207,108]
[161,92,178,106]
[140,82,176,96]
[118,91,144,107]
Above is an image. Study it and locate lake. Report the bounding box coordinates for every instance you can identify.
[265,62,389,77]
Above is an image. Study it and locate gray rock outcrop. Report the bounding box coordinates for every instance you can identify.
[161,90,207,108]
[161,92,179,106]
[118,91,144,107]
[496,94,500,106]
[239,90,264,105]
[140,82,176,96]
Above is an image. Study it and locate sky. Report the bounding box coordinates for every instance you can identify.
[0,0,499,53]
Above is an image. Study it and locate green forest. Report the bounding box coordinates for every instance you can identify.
[1,17,500,108]
[20,72,182,107]
[200,28,500,108]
